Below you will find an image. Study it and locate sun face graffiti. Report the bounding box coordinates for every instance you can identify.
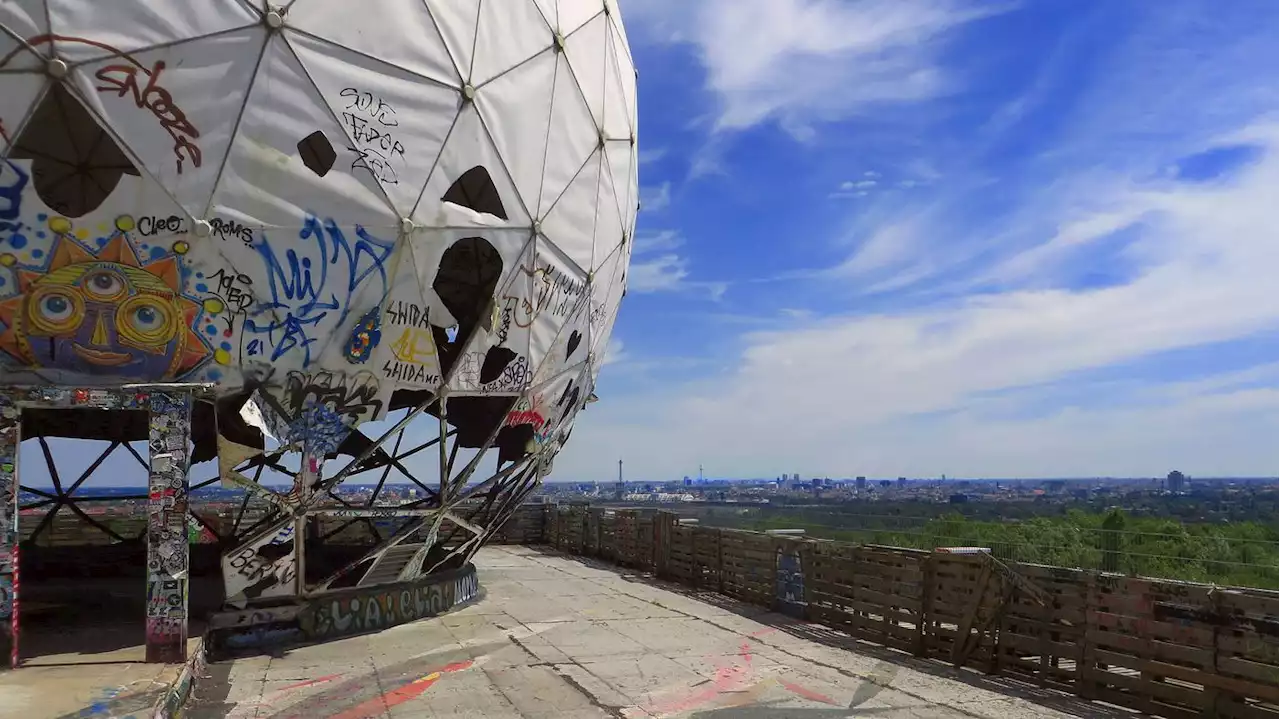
[0,217,212,380]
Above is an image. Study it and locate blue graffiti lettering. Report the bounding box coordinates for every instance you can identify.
[245,215,393,366]
[0,161,29,235]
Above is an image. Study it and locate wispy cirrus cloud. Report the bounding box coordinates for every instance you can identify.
[624,0,1006,137]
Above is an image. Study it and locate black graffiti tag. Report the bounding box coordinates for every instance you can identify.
[339,88,403,185]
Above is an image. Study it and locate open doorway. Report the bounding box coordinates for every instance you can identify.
[16,409,153,665]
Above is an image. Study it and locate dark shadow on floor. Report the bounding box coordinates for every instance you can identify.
[523,545,1135,719]
[19,575,221,665]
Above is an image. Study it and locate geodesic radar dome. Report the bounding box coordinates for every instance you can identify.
[0,0,637,466]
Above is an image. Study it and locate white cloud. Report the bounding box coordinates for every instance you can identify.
[601,338,629,367]
[632,229,684,253]
[627,253,689,292]
[838,179,878,192]
[626,0,1003,135]
[637,147,668,165]
[639,181,672,212]
[557,130,1280,480]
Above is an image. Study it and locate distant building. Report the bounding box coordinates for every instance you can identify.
[897,477,907,488]
[855,476,867,491]
[1167,471,1186,492]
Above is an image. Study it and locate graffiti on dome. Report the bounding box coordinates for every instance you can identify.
[244,214,394,367]
[339,87,405,185]
[0,216,213,380]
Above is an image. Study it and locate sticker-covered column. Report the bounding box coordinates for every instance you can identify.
[0,396,20,668]
[145,391,192,663]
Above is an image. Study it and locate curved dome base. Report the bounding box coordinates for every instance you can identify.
[206,561,480,657]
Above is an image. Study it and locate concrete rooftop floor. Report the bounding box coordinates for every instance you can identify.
[190,545,1118,719]
[4,545,1124,718]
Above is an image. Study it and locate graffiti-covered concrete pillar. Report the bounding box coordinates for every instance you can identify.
[0,397,19,669]
[145,392,193,663]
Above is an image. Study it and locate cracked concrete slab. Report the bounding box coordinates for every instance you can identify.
[178,545,1115,718]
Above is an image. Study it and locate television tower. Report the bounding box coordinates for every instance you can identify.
[615,458,624,500]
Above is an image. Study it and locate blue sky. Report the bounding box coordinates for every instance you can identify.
[551,0,1279,481]
[18,0,1279,488]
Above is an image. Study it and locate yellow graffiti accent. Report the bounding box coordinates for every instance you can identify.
[171,240,189,255]
[214,348,232,365]
[203,298,225,314]
[115,215,136,232]
[390,326,436,364]
[48,217,72,234]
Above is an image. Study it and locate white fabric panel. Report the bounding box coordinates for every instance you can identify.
[289,31,462,218]
[0,76,46,156]
[413,101,530,228]
[591,146,624,270]
[603,139,635,241]
[604,20,635,139]
[536,51,598,220]
[0,0,48,72]
[70,28,264,218]
[423,0,480,86]
[587,241,624,361]
[367,239,443,392]
[45,0,259,63]
[564,12,609,134]
[209,35,396,230]
[471,0,554,87]
[531,0,557,29]
[287,0,462,86]
[557,0,601,37]
[541,147,602,272]
[527,234,589,384]
[476,48,557,224]
[439,228,536,393]
[514,359,587,450]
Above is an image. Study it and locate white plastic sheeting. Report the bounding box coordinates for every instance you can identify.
[0,0,637,455]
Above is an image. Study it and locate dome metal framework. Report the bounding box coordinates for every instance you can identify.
[0,0,637,664]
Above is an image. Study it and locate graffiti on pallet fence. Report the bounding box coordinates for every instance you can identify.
[302,569,478,640]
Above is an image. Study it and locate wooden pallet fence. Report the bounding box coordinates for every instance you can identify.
[692,526,723,591]
[926,552,1005,670]
[718,531,775,606]
[531,506,1278,719]
[584,508,603,557]
[616,510,640,567]
[805,542,928,655]
[996,563,1088,692]
[1215,588,1279,719]
[598,511,617,562]
[667,522,695,584]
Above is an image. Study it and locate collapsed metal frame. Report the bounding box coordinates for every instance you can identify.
[216,390,552,613]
